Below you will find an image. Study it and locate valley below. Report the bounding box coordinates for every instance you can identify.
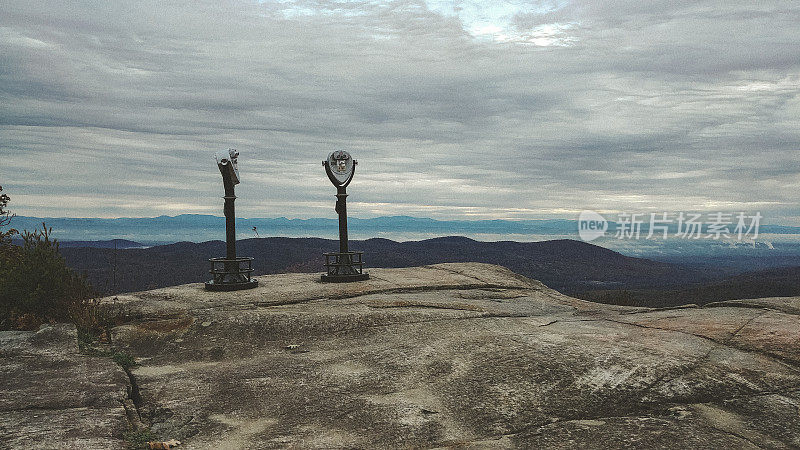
[59,237,800,309]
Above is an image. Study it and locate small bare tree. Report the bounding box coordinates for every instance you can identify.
[0,186,12,226]
[0,186,17,242]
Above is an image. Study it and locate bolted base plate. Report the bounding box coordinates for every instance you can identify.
[321,273,370,283]
[205,279,259,291]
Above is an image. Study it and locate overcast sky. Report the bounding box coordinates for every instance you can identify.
[1,0,798,223]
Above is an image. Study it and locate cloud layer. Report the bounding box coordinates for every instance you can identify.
[1,0,798,223]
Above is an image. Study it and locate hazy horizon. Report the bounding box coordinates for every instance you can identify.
[8,213,800,247]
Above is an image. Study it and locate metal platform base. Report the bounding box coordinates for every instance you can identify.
[321,251,367,283]
[205,256,258,291]
[205,279,259,291]
[321,273,370,283]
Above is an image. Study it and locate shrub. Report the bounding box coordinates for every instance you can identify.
[112,351,137,370]
[0,185,19,284]
[0,223,97,330]
[123,429,155,449]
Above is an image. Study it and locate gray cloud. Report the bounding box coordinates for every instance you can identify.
[0,0,798,224]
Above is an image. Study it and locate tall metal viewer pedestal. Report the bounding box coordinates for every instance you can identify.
[205,149,259,291]
[321,150,369,283]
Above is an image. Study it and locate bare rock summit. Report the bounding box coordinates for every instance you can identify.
[2,263,799,448]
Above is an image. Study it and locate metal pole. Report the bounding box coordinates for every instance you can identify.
[320,151,367,282]
[336,186,348,254]
[113,239,117,294]
[206,149,257,291]
[221,169,237,271]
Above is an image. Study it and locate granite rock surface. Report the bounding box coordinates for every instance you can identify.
[3,263,799,448]
[0,324,131,448]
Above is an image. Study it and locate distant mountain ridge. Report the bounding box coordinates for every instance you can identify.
[58,239,145,249]
[581,266,800,308]
[12,214,800,252]
[51,235,800,307]
[10,214,581,245]
[14,215,800,276]
[60,236,712,297]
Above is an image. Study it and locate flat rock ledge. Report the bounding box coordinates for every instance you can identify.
[0,324,131,448]
[3,263,800,448]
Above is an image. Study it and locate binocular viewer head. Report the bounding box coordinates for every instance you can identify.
[323,150,357,188]
[215,149,240,185]
[213,149,359,189]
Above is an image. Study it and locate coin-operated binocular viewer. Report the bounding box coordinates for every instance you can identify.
[205,149,258,291]
[321,150,369,282]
